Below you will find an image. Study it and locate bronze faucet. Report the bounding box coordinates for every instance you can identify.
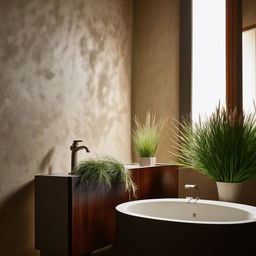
[70,140,90,173]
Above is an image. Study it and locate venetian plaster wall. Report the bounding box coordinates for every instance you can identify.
[132,0,180,162]
[0,0,133,255]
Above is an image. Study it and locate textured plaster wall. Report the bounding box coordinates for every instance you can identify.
[132,0,180,162]
[0,0,133,255]
[243,0,256,28]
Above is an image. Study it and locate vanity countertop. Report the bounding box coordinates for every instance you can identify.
[124,163,176,169]
[36,163,177,177]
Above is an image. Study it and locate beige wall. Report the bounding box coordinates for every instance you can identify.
[132,0,180,162]
[0,0,133,255]
[243,0,256,28]
[131,0,203,200]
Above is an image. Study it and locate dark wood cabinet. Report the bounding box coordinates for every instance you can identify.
[35,164,178,256]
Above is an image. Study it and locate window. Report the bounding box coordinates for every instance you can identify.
[243,28,256,113]
[192,0,226,122]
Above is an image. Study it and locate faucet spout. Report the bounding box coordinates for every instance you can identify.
[75,146,90,153]
[70,140,90,173]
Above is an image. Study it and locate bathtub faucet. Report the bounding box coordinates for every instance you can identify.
[184,184,200,201]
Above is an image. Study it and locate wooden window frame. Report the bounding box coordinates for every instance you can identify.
[179,0,243,120]
[226,0,242,112]
[243,24,256,32]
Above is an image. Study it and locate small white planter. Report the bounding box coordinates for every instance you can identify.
[139,157,156,166]
[216,181,243,203]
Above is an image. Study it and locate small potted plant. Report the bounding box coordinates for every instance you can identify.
[132,112,167,166]
[73,156,136,199]
[171,105,256,202]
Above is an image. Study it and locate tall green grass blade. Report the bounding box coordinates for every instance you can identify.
[132,112,168,157]
[74,156,137,198]
[171,105,256,183]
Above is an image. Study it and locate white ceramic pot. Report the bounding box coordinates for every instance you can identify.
[139,157,156,166]
[216,181,243,203]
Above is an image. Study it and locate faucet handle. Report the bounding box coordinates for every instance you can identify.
[72,140,83,146]
[73,140,83,143]
[70,140,83,150]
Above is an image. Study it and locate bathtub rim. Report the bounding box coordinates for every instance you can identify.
[116,198,256,225]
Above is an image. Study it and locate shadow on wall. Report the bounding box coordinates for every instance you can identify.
[38,147,55,175]
[240,180,256,206]
[0,180,39,256]
[0,0,131,157]
[0,147,56,256]
[0,0,132,255]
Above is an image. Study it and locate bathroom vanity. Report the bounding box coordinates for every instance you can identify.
[35,164,178,256]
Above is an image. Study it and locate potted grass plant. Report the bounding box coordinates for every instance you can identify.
[74,156,136,199]
[172,105,256,202]
[132,112,167,166]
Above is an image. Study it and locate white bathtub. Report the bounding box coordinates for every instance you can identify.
[116,199,256,256]
[116,198,256,224]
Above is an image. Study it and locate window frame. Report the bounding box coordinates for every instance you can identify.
[179,0,243,122]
